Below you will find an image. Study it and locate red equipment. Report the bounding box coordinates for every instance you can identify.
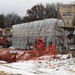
[37,38,43,49]
[0,28,12,48]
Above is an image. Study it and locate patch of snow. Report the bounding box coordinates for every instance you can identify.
[0,54,75,75]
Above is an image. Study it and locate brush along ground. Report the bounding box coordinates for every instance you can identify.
[0,71,21,75]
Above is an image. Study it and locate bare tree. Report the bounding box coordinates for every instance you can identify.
[23,3,59,22]
[45,3,58,18]
[23,4,46,22]
[4,13,22,28]
[0,14,5,28]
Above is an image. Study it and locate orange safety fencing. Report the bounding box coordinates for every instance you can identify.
[0,44,56,63]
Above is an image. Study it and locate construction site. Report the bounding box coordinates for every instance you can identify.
[0,3,75,75]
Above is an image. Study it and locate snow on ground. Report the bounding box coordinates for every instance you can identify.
[0,54,75,75]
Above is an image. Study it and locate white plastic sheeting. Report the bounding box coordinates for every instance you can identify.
[12,18,64,49]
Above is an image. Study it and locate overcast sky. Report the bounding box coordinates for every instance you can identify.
[0,0,74,17]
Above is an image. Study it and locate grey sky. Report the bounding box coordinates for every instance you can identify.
[0,0,74,17]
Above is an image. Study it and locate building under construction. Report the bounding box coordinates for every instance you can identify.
[12,19,64,50]
[0,3,75,63]
[12,3,75,52]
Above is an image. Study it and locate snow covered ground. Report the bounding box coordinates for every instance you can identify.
[0,54,75,75]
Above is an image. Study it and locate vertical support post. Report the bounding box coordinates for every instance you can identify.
[54,23,57,49]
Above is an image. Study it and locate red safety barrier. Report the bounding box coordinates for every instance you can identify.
[49,44,56,58]
[0,44,56,62]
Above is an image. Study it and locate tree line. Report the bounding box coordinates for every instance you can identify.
[0,3,59,28]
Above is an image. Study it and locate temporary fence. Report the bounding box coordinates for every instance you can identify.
[0,44,56,63]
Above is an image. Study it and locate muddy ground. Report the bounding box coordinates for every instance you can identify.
[0,71,21,75]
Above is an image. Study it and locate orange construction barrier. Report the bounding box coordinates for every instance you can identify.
[49,44,56,58]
